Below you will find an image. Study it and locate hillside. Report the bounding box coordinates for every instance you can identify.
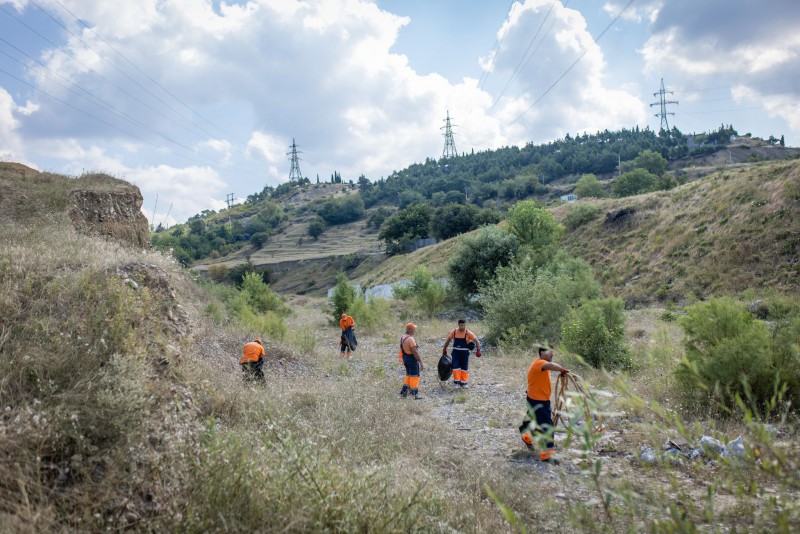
[2,163,799,531]
[555,159,800,305]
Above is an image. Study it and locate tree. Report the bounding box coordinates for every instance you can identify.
[430,203,481,240]
[612,168,658,197]
[632,149,667,176]
[574,173,605,198]
[307,217,326,239]
[447,225,519,299]
[328,273,357,323]
[780,135,785,147]
[379,203,433,255]
[505,200,564,251]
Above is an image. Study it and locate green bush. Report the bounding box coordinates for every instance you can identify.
[676,298,800,411]
[505,200,564,251]
[561,298,630,369]
[574,173,606,198]
[563,204,600,230]
[391,267,446,317]
[240,271,289,315]
[613,168,658,197]
[307,217,327,239]
[349,294,392,333]
[329,273,357,323]
[479,257,600,347]
[448,226,519,299]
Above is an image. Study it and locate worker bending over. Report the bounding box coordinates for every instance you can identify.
[240,338,266,382]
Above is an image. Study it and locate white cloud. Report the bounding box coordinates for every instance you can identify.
[128,164,227,224]
[603,1,661,23]
[640,1,800,139]
[0,88,25,162]
[490,0,646,143]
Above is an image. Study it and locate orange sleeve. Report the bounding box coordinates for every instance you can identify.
[466,331,476,342]
[447,330,455,341]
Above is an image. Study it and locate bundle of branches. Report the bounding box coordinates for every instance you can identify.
[552,372,606,434]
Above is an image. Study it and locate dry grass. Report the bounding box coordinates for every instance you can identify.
[554,159,800,305]
[3,161,799,532]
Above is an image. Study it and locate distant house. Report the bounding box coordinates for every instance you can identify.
[560,194,577,203]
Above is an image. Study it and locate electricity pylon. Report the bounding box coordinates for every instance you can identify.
[650,78,678,133]
[287,138,303,182]
[441,110,458,159]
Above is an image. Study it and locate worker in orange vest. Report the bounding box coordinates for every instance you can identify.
[399,323,424,399]
[519,347,569,463]
[441,319,481,388]
[339,312,356,359]
[240,338,266,381]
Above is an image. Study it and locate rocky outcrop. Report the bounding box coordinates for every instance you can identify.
[68,188,149,248]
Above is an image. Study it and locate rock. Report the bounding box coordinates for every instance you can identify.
[68,186,149,248]
[605,207,636,225]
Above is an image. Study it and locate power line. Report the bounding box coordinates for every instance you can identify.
[477,1,517,92]
[509,0,636,126]
[49,0,244,144]
[24,1,222,143]
[489,1,562,113]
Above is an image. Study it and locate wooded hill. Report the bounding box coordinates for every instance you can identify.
[152,126,799,293]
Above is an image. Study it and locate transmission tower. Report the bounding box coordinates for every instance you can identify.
[287,138,304,182]
[441,110,458,159]
[650,78,678,132]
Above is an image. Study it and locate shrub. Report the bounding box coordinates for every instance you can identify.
[561,298,631,369]
[317,194,365,225]
[208,263,229,282]
[349,294,392,333]
[676,298,799,411]
[613,168,658,197]
[329,273,357,323]
[479,257,600,346]
[563,204,600,230]
[379,203,433,255]
[574,173,606,198]
[505,200,564,251]
[448,225,519,299]
[308,217,327,239]
[391,267,446,317]
[240,271,289,315]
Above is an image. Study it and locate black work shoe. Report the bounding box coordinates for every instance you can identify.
[460,383,469,389]
[541,457,561,465]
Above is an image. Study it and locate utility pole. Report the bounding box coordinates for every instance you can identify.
[650,78,678,133]
[226,193,236,227]
[441,110,458,159]
[287,138,304,182]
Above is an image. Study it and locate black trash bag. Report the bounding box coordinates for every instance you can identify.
[342,329,358,351]
[437,353,452,381]
[466,340,476,351]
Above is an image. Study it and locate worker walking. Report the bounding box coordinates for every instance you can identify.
[519,347,569,463]
[399,323,424,400]
[240,338,266,382]
[339,312,356,359]
[441,319,481,388]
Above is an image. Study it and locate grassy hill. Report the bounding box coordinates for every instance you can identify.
[343,159,800,305]
[555,159,800,305]
[2,161,799,531]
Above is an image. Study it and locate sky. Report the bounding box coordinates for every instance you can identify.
[1,0,798,226]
